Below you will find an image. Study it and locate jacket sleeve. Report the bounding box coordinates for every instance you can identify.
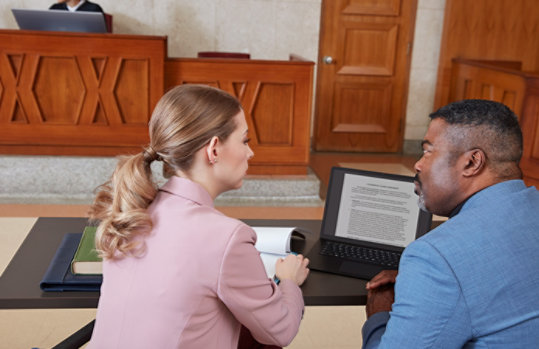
[362,240,473,349]
[217,224,304,347]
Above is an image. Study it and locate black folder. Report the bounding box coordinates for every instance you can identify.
[40,233,102,292]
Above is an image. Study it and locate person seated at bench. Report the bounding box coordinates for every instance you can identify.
[49,0,103,13]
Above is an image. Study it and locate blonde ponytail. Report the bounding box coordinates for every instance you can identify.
[90,151,158,259]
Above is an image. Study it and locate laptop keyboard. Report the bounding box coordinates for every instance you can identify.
[320,241,401,268]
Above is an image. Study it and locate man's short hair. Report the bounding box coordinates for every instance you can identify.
[430,99,523,162]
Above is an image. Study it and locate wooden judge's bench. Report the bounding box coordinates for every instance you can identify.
[0,29,314,175]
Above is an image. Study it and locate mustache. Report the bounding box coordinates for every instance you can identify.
[413,174,421,196]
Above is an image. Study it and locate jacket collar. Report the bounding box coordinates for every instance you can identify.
[458,179,526,215]
[159,176,214,208]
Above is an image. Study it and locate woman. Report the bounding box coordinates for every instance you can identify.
[87,84,309,348]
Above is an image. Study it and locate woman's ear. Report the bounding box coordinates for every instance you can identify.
[462,148,486,177]
[206,136,219,164]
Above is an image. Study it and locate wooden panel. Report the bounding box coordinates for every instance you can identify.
[520,79,539,187]
[165,58,314,175]
[448,59,539,187]
[0,29,166,155]
[449,60,526,114]
[332,81,391,134]
[0,30,313,175]
[251,82,293,145]
[342,0,401,16]
[115,58,149,124]
[434,0,539,109]
[34,56,85,124]
[339,23,398,76]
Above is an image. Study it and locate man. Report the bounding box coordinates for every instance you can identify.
[362,99,539,348]
[49,0,104,13]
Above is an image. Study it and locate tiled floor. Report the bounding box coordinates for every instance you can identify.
[0,153,421,348]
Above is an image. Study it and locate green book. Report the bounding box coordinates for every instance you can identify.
[71,226,103,275]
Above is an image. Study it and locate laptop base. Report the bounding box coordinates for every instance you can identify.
[306,240,396,281]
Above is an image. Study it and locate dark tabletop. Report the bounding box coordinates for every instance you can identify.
[0,217,372,309]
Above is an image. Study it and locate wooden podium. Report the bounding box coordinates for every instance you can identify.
[0,29,166,156]
[0,29,314,174]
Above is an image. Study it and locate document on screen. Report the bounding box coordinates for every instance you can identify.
[334,173,420,248]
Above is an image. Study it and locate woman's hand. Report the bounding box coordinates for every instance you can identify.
[275,254,310,286]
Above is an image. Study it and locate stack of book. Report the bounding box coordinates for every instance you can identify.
[40,225,306,291]
[40,226,102,292]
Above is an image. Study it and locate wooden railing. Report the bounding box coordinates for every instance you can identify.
[449,58,539,187]
[0,29,315,175]
[0,29,166,156]
[165,57,314,175]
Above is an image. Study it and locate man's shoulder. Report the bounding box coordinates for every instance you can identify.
[412,181,539,255]
[408,213,479,259]
[49,3,67,10]
[466,180,539,209]
[418,214,471,242]
[79,1,104,12]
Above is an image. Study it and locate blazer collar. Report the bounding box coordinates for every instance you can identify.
[461,179,526,213]
[159,176,214,208]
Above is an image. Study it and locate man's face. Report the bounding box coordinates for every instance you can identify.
[414,119,463,216]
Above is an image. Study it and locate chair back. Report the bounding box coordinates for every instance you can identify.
[104,13,112,33]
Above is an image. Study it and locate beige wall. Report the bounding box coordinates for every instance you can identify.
[1,0,445,143]
[405,0,446,142]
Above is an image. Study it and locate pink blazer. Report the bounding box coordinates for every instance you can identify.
[88,177,304,348]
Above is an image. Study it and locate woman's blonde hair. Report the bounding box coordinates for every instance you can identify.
[90,84,242,259]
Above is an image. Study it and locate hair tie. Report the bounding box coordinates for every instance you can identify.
[143,146,162,162]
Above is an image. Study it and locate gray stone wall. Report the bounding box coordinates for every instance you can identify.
[0,156,322,206]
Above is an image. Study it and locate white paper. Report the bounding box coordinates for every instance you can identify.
[253,227,293,255]
[259,253,282,279]
[335,173,419,248]
[252,226,296,277]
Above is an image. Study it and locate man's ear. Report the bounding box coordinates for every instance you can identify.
[206,136,219,164]
[462,149,486,177]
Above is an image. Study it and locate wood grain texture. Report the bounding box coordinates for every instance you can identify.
[313,0,417,152]
[165,58,314,174]
[520,79,539,187]
[434,0,539,110]
[449,59,539,186]
[0,29,166,155]
[0,30,314,175]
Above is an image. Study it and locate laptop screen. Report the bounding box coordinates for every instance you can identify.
[321,167,432,250]
[11,9,107,33]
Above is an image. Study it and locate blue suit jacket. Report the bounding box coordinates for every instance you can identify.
[362,180,539,348]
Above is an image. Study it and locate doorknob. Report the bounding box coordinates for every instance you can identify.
[323,56,334,64]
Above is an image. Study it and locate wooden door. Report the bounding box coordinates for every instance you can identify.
[313,0,417,152]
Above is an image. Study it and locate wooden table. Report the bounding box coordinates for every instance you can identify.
[0,217,370,309]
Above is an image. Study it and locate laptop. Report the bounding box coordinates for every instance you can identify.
[306,167,432,280]
[11,9,107,33]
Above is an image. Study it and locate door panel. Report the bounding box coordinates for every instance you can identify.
[314,0,417,152]
[339,23,398,76]
[343,0,401,16]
